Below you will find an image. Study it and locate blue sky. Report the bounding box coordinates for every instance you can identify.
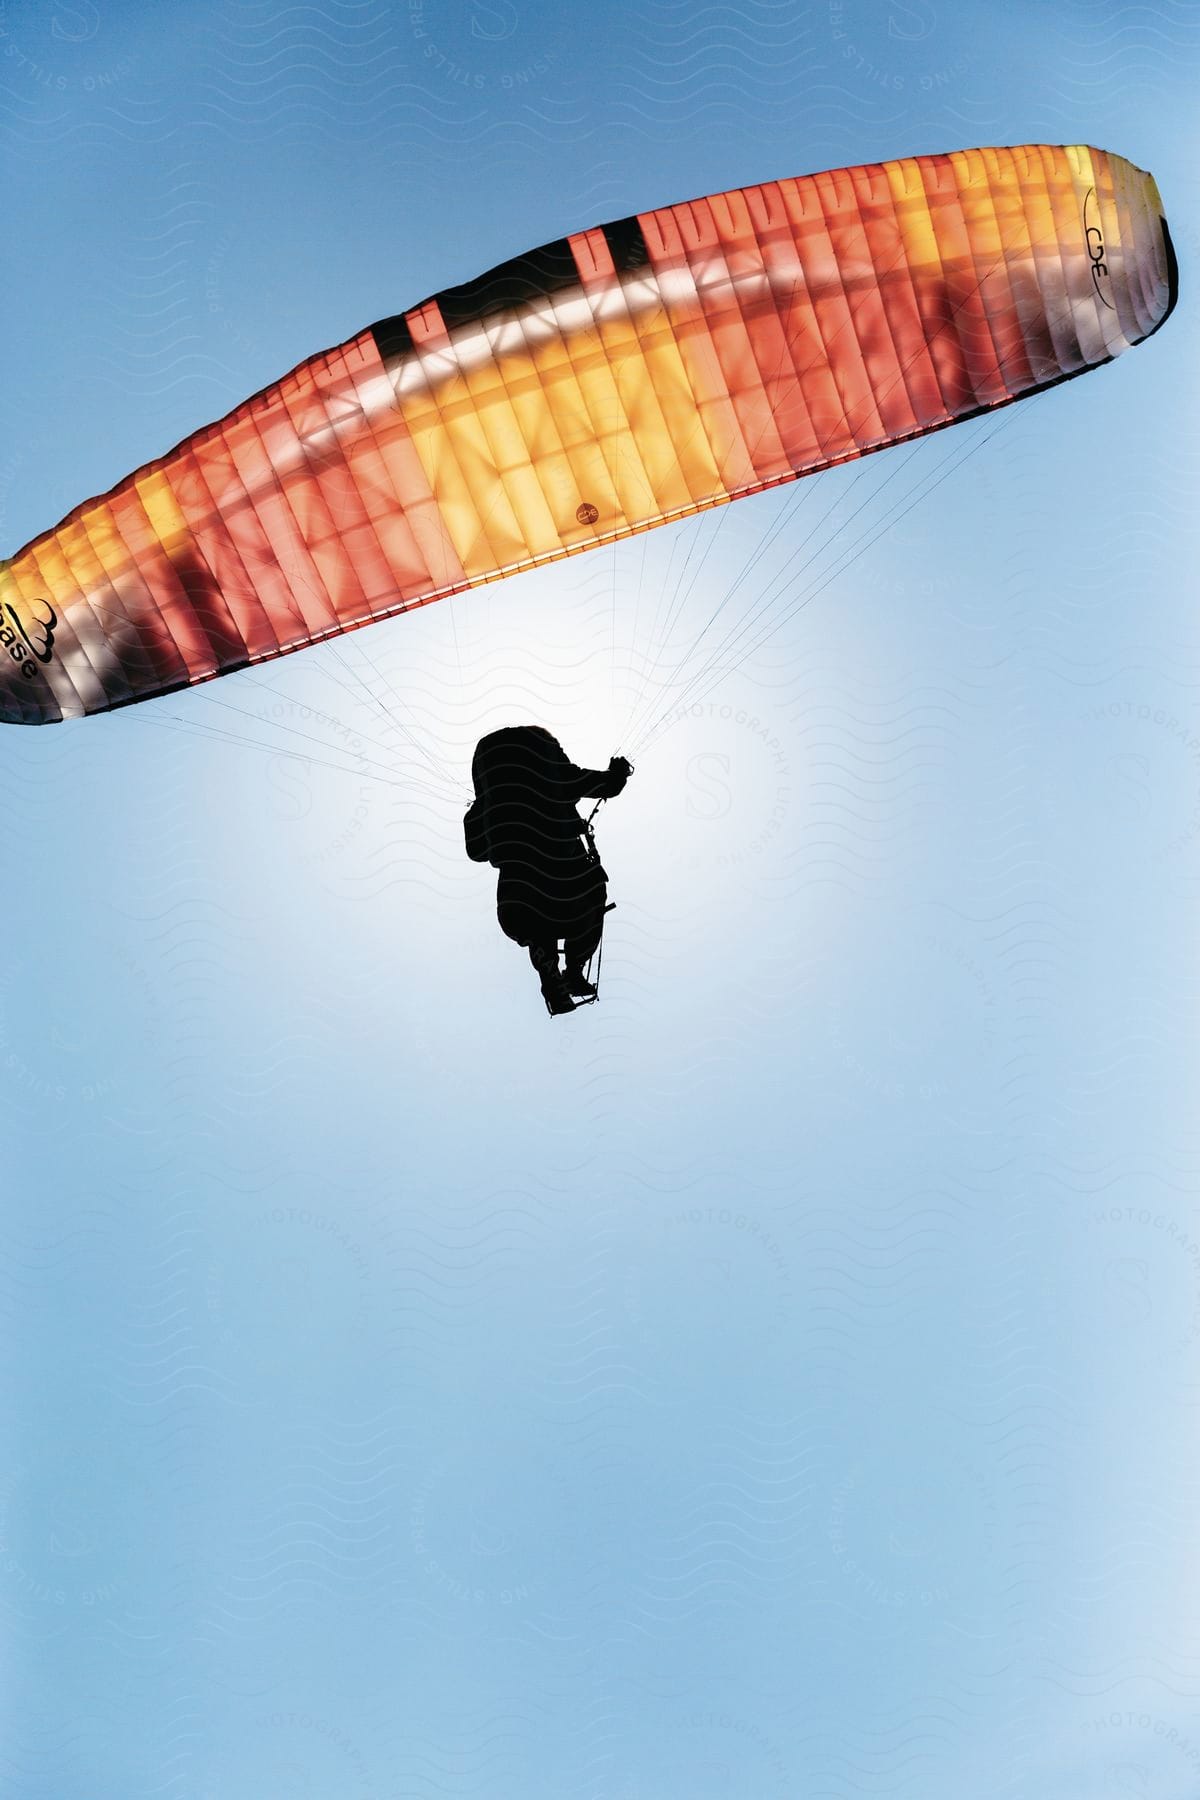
[1,2,1198,1795]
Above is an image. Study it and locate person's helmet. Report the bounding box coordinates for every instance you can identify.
[471,725,567,799]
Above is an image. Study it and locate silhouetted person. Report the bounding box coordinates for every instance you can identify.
[465,727,632,1014]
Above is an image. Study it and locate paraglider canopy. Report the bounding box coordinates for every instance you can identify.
[0,143,1176,726]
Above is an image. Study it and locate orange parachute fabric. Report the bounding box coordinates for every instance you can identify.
[0,143,1175,725]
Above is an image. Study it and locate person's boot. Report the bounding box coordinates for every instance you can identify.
[542,978,577,1015]
[564,967,597,999]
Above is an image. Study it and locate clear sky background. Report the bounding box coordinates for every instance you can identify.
[1,2,1198,1795]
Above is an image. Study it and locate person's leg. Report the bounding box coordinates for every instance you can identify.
[527,938,559,982]
[563,910,603,996]
[528,939,575,1013]
[561,855,607,996]
[497,877,573,1014]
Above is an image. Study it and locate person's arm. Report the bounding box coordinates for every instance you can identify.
[567,757,632,802]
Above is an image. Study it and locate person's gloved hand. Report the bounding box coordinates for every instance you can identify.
[607,755,633,793]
